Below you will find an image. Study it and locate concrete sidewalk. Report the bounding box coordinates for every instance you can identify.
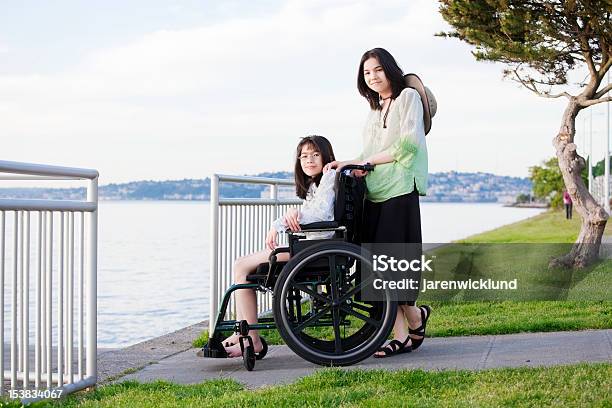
[119,329,612,389]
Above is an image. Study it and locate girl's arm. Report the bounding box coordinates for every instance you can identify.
[297,169,336,225]
[270,214,288,232]
[363,151,394,165]
[379,88,424,170]
[324,154,393,175]
[269,170,336,233]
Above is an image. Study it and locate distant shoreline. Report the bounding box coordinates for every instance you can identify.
[504,202,549,208]
[94,199,536,205]
[0,170,533,203]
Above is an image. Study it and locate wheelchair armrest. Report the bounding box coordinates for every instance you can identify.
[265,246,289,288]
[300,221,339,230]
[268,246,289,263]
[288,226,346,235]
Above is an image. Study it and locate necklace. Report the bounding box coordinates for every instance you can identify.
[378,95,392,106]
[381,98,392,128]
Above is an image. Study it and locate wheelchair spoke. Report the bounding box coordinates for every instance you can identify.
[339,305,381,328]
[332,307,343,353]
[337,272,376,304]
[328,255,340,303]
[350,301,375,313]
[291,303,332,334]
[293,283,329,304]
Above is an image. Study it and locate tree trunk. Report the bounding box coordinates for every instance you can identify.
[551,98,608,269]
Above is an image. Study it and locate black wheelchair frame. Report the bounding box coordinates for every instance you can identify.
[200,164,397,370]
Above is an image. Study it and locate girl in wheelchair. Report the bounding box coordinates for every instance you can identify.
[222,135,337,357]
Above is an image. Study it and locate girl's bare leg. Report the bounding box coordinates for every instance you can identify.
[224,249,289,357]
[403,304,424,340]
[373,306,411,357]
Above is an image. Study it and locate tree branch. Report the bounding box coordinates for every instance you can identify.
[582,48,597,79]
[512,69,571,99]
[597,57,612,81]
[542,91,573,99]
[594,83,612,100]
[579,96,612,108]
[513,68,539,93]
[576,17,598,79]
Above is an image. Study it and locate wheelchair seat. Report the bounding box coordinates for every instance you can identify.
[249,255,336,286]
[245,261,287,283]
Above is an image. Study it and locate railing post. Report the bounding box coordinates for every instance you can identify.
[86,178,98,382]
[270,183,278,220]
[208,175,219,336]
[0,160,98,399]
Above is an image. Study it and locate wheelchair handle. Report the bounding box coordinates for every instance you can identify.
[339,163,375,172]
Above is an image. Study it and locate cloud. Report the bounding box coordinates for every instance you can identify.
[0,0,593,182]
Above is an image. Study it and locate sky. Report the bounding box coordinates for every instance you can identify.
[1,0,610,184]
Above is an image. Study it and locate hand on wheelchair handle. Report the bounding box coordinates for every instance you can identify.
[323,160,340,172]
[324,160,373,175]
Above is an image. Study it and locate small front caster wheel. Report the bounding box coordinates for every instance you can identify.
[244,345,256,371]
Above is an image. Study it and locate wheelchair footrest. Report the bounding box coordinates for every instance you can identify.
[197,337,229,359]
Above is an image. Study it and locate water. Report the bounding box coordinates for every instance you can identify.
[98,201,209,348]
[420,202,543,242]
[96,201,542,347]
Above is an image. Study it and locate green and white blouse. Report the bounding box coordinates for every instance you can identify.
[360,87,428,203]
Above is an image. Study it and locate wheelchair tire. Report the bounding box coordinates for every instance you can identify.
[244,345,255,371]
[272,241,397,367]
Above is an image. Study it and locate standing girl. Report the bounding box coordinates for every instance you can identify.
[326,48,434,357]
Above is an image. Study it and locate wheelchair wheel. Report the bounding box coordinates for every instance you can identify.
[243,345,255,371]
[272,241,397,366]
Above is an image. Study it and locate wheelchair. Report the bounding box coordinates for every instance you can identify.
[199,164,398,370]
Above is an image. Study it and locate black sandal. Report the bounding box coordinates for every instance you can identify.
[373,336,412,358]
[233,336,268,359]
[255,336,268,360]
[409,305,431,351]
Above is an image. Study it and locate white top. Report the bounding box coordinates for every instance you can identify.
[360,87,428,201]
[271,169,336,240]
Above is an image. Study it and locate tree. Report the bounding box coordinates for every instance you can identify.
[438,0,611,268]
[515,192,531,203]
[592,154,612,177]
[530,158,565,208]
[529,157,588,208]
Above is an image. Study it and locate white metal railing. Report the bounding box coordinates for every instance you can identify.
[592,175,612,209]
[0,160,98,400]
[208,174,301,335]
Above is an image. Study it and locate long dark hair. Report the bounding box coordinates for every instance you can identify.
[357,48,406,111]
[294,135,336,199]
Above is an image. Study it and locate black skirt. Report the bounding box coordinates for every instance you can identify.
[363,188,422,306]
[363,189,422,244]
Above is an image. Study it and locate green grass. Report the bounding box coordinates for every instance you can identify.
[460,209,612,243]
[36,363,611,407]
[194,210,611,348]
[459,210,578,243]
